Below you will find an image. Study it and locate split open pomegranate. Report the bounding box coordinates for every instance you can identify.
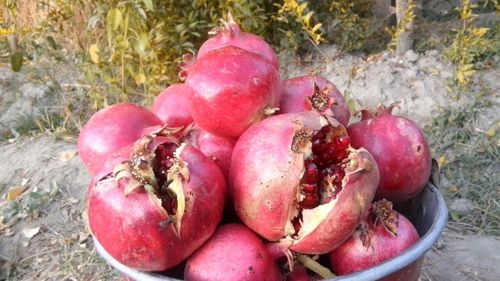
[230,112,380,254]
[87,127,226,271]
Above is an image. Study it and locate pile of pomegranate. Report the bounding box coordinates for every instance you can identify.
[79,15,432,281]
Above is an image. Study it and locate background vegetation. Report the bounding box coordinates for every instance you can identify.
[1,0,498,107]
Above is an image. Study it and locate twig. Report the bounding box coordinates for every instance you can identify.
[296,254,335,279]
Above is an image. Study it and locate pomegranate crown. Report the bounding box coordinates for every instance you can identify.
[360,101,401,121]
[208,12,241,38]
[371,199,399,236]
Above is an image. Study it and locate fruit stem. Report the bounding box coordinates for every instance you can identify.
[296,254,336,279]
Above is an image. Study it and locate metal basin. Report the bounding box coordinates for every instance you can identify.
[94,182,448,281]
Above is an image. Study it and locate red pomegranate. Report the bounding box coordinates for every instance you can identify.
[185,224,282,281]
[197,13,279,70]
[231,112,380,254]
[87,127,226,271]
[78,103,162,176]
[183,46,282,139]
[329,199,420,279]
[347,103,432,202]
[151,84,194,128]
[281,75,350,126]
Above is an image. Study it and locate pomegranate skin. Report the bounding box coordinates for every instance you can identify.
[88,144,226,271]
[185,224,282,281]
[78,103,162,176]
[281,75,350,126]
[329,203,420,277]
[196,130,236,185]
[198,15,279,70]
[347,107,432,202]
[185,46,282,139]
[151,84,194,128]
[231,112,379,254]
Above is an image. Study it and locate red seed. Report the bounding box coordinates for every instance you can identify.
[302,162,319,184]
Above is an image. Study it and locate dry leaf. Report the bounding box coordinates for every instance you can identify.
[59,150,77,162]
[23,226,40,239]
[4,228,15,237]
[437,156,446,167]
[7,185,29,201]
[21,178,29,186]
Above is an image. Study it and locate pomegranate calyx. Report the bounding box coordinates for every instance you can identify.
[306,82,332,113]
[178,53,195,81]
[377,101,401,116]
[208,12,240,38]
[360,101,401,121]
[372,199,399,236]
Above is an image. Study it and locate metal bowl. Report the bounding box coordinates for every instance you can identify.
[94,182,448,281]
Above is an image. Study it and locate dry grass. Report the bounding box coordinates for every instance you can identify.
[3,0,99,52]
[425,97,500,236]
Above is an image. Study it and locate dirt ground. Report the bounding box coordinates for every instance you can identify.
[0,46,499,280]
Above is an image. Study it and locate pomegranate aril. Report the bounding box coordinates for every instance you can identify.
[333,149,348,164]
[338,136,350,149]
[299,193,319,209]
[312,139,323,154]
[302,162,319,184]
[301,183,317,193]
[312,130,325,141]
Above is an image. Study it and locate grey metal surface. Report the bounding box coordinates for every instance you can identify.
[93,183,448,281]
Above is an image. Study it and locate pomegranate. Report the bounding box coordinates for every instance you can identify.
[183,46,282,139]
[347,103,431,202]
[329,199,420,279]
[184,224,282,281]
[87,127,226,271]
[281,75,350,126]
[185,128,236,187]
[197,13,279,70]
[231,111,380,254]
[78,103,162,176]
[151,84,194,128]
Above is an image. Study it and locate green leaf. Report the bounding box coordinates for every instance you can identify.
[10,52,23,72]
[46,36,57,49]
[88,44,100,64]
[142,0,154,11]
[135,33,149,57]
[107,8,122,31]
[450,210,459,221]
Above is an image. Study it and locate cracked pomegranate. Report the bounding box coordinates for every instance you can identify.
[230,112,380,254]
[87,127,226,271]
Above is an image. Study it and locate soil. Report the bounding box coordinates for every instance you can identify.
[0,45,499,280]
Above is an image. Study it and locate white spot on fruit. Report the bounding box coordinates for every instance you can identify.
[253,77,261,85]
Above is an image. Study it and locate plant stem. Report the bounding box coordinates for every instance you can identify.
[296,254,336,279]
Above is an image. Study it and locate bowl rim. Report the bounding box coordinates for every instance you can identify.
[93,182,448,281]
